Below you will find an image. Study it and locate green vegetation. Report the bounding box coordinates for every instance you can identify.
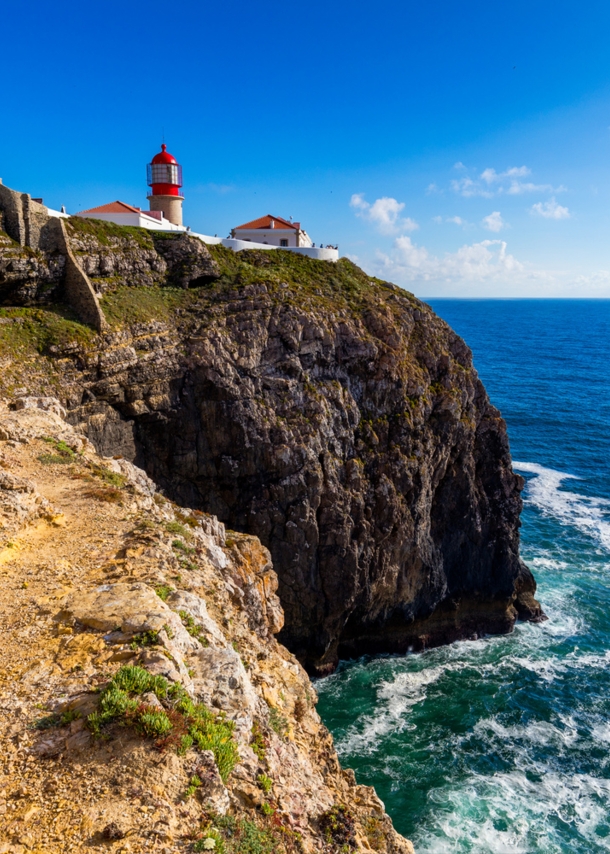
[95,466,127,488]
[130,630,159,649]
[204,244,408,316]
[87,665,238,781]
[363,816,385,851]
[100,284,194,327]
[179,610,208,645]
[194,827,225,853]
[155,584,174,601]
[32,708,80,730]
[268,706,289,740]
[184,774,202,799]
[97,240,419,343]
[319,805,357,852]
[0,234,424,400]
[250,720,267,762]
[175,509,201,528]
[166,520,190,538]
[67,216,154,250]
[38,437,77,465]
[257,773,273,794]
[172,539,195,555]
[0,305,95,354]
[195,815,279,854]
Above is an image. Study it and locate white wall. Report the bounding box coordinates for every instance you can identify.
[78,212,185,232]
[45,207,70,219]
[284,245,339,261]
[231,228,299,247]
[190,233,339,261]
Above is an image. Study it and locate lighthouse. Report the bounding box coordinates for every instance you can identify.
[146,144,184,227]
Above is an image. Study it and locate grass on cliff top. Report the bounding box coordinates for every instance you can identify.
[0,305,96,350]
[67,216,155,250]
[100,284,196,326]
[205,244,419,313]
[99,244,425,331]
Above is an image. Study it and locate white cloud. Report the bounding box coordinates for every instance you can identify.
[449,164,565,198]
[531,197,571,219]
[377,235,526,285]
[507,181,565,195]
[481,166,531,185]
[450,176,494,198]
[350,194,419,234]
[570,270,610,294]
[453,161,466,170]
[433,215,467,226]
[482,211,506,232]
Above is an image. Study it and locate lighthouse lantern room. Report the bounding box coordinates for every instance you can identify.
[146,144,184,227]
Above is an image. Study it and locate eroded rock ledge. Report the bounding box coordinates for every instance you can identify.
[0,400,413,853]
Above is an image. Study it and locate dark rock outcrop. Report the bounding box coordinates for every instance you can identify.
[0,219,220,305]
[151,232,220,288]
[0,230,65,305]
[0,238,543,673]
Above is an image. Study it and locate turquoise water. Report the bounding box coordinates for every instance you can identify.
[316,300,610,853]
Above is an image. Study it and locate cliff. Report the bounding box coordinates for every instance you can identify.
[0,220,543,676]
[0,399,413,853]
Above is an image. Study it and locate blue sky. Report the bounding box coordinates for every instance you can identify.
[3,0,610,296]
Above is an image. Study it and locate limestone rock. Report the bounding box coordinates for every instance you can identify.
[151,232,220,288]
[190,646,259,717]
[59,582,196,654]
[192,750,230,815]
[167,590,228,648]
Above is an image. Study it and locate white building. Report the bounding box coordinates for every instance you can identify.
[231,214,313,248]
[76,201,184,232]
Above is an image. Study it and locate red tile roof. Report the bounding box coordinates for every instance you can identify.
[233,214,299,231]
[77,201,142,215]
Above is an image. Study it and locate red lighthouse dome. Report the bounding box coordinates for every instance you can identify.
[147,144,183,197]
[146,143,184,227]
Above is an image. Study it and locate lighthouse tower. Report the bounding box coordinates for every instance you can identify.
[146,144,184,227]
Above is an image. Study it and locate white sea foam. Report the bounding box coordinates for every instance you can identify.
[513,647,610,684]
[414,769,610,853]
[514,460,610,551]
[332,664,453,755]
[474,715,580,748]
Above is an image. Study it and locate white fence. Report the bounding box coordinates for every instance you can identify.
[190,232,339,262]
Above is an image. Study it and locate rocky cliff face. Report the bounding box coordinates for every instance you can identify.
[0,399,412,853]
[0,224,543,675]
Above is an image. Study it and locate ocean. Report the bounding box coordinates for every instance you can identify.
[316,300,610,853]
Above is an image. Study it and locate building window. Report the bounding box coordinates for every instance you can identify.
[280,239,288,247]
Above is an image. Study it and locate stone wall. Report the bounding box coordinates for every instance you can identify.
[55,219,107,332]
[0,181,106,331]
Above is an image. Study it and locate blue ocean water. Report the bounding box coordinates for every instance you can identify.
[316,300,610,853]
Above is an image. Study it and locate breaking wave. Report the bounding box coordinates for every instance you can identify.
[514,461,610,551]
